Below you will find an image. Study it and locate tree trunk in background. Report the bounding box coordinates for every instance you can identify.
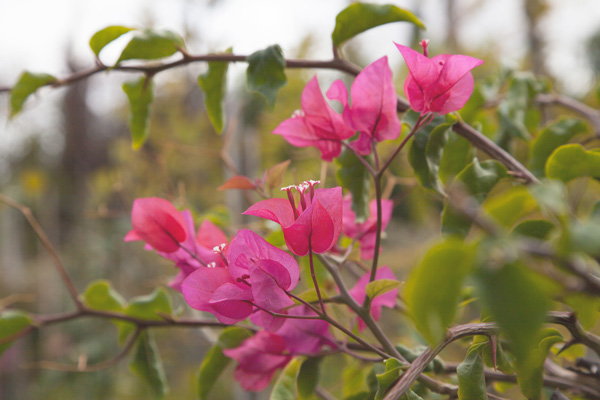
[524,0,548,75]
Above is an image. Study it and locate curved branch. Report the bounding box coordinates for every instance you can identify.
[536,93,600,138]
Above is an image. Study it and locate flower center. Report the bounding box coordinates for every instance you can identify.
[280,180,321,220]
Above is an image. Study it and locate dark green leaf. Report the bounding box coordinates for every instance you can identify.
[336,148,370,223]
[129,330,169,398]
[89,25,134,58]
[10,71,56,117]
[529,118,587,177]
[270,358,301,400]
[246,45,287,109]
[120,288,171,342]
[405,239,473,345]
[198,327,252,400]
[198,48,231,134]
[297,357,321,399]
[332,3,425,46]
[407,114,448,195]
[472,335,515,374]
[365,279,402,300]
[512,219,555,240]
[546,144,600,182]
[395,344,443,373]
[439,132,475,184]
[516,329,563,400]
[441,159,508,237]
[0,310,31,356]
[457,343,488,400]
[123,76,154,149]
[475,261,550,368]
[117,29,185,63]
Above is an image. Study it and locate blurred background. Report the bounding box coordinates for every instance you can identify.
[1,0,600,399]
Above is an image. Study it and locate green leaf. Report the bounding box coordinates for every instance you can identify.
[120,288,171,342]
[475,261,550,367]
[198,327,252,400]
[89,25,134,58]
[516,329,563,400]
[395,344,443,373]
[129,330,169,398]
[457,343,488,400]
[529,118,587,177]
[563,293,600,330]
[512,219,555,240]
[246,45,287,110]
[374,358,404,400]
[117,29,185,63]
[441,159,508,237]
[10,71,56,117]
[439,132,475,184]
[528,180,569,215]
[0,310,31,356]
[484,186,538,229]
[83,279,127,312]
[198,48,231,134]
[407,114,448,195]
[332,3,425,46]
[563,217,600,256]
[297,357,321,399]
[123,76,154,149]
[335,148,370,223]
[546,144,600,182]
[270,358,301,400]
[365,279,402,300]
[405,239,473,345]
[472,335,515,375]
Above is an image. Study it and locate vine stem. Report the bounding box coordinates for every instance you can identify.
[308,242,326,315]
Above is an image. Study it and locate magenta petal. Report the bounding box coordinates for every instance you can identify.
[250,309,286,332]
[394,43,439,93]
[129,197,187,253]
[326,79,349,108]
[243,198,296,228]
[428,54,483,102]
[273,115,318,148]
[283,211,312,256]
[250,267,294,311]
[196,220,228,249]
[310,187,342,253]
[431,72,475,114]
[349,266,399,331]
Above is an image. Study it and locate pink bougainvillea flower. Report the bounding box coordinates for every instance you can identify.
[276,305,336,355]
[342,196,393,260]
[181,266,253,325]
[395,40,483,115]
[349,266,399,331]
[327,56,401,155]
[124,197,187,253]
[224,331,292,391]
[273,76,355,161]
[244,181,342,256]
[226,229,299,312]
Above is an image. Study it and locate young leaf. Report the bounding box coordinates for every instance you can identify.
[217,175,256,191]
[123,76,154,149]
[529,118,587,177]
[332,3,425,46]
[484,186,538,229]
[198,327,252,400]
[89,25,134,58]
[297,357,321,399]
[365,279,403,300]
[405,239,473,345]
[263,160,291,192]
[516,329,563,400]
[335,148,370,223]
[117,29,185,64]
[457,343,488,400]
[545,144,600,182]
[441,159,508,237]
[198,48,231,134]
[129,330,169,398]
[374,358,404,400]
[475,261,550,368]
[270,358,301,400]
[10,71,56,117]
[0,310,31,356]
[246,45,287,109]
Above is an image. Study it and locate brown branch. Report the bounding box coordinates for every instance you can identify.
[536,93,600,138]
[548,311,600,357]
[0,194,84,309]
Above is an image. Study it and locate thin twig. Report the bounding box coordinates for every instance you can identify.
[536,93,600,138]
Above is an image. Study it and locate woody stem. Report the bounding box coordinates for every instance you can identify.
[308,242,327,316]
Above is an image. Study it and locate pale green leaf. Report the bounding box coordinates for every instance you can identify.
[0,310,31,356]
[117,29,185,63]
[545,144,600,182]
[123,76,154,149]
[198,48,231,134]
[270,358,301,400]
[365,279,402,300]
[10,71,56,117]
[89,25,134,58]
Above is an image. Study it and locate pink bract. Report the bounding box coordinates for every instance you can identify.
[349,266,399,331]
[124,197,187,253]
[342,196,393,260]
[395,41,483,115]
[276,305,336,355]
[243,184,342,256]
[224,331,292,391]
[327,56,401,155]
[273,76,355,161]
